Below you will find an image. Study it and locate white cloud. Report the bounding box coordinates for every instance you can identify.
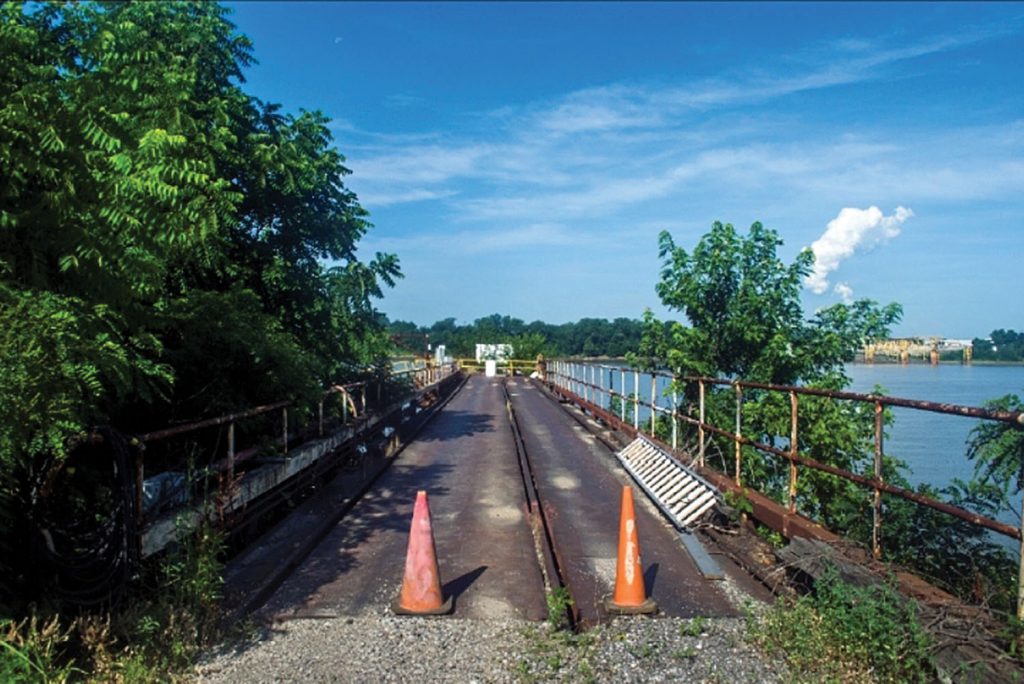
[357,188,457,208]
[834,282,854,304]
[806,206,913,295]
[361,223,581,255]
[352,144,489,183]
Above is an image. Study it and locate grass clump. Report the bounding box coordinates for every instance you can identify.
[1,616,82,683]
[747,565,933,683]
[1,516,227,682]
[545,585,574,630]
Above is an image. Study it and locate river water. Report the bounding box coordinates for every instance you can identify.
[845,363,1024,491]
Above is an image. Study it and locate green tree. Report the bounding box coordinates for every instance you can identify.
[972,330,1024,362]
[651,222,901,385]
[967,395,1024,513]
[0,1,399,611]
[638,221,902,541]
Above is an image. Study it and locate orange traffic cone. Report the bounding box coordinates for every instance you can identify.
[605,486,657,614]
[392,490,453,615]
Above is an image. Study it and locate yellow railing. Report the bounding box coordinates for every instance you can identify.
[455,358,542,375]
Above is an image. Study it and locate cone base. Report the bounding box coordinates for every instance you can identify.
[391,595,454,616]
[604,596,657,615]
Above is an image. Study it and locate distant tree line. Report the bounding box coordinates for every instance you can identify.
[971,329,1024,362]
[386,314,647,359]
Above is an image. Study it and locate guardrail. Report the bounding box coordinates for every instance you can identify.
[134,362,459,531]
[546,359,1024,619]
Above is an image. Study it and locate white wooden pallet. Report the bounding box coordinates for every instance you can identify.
[616,437,719,528]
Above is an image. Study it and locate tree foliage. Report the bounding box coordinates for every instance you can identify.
[0,1,399,612]
[971,329,1024,363]
[650,222,901,385]
[640,221,1020,611]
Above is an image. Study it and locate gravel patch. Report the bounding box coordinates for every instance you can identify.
[196,614,786,683]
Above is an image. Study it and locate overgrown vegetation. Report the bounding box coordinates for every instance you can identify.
[632,221,1022,616]
[748,566,934,683]
[0,513,229,681]
[1,0,400,678]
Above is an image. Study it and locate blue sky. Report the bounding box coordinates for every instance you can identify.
[227,2,1023,338]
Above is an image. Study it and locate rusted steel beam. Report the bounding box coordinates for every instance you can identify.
[139,400,292,443]
[552,380,1022,542]
[546,381,840,543]
[692,420,1021,541]
[561,364,1024,425]
[686,376,1024,426]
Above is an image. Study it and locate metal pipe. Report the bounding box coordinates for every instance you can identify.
[227,421,235,483]
[692,418,1021,540]
[139,400,291,443]
[283,407,289,455]
[789,390,798,514]
[672,381,678,450]
[689,376,1024,426]
[633,370,640,430]
[604,366,611,411]
[1019,487,1024,621]
[698,380,706,467]
[558,375,1022,540]
[734,383,742,485]
[620,368,626,422]
[650,373,657,436]
[873,400,883,559]
[590,364,596,406]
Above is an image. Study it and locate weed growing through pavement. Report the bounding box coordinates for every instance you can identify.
[679,615,708,638]
[545,586,573,630]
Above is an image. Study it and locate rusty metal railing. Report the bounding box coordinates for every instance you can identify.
[134,362,459,524]
[546,360,1024,619]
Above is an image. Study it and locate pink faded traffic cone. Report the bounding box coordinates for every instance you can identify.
[392,490,453,615]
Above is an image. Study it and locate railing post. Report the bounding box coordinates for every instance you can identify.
[734,382,742,485]
[789,390,798,514]
[698,380,706,467]
[620,369,626,422]
[1018,487,1024,622]
[227,421,235,483]
[602,368,610,411]
[343,391,349,424]
[134,446,145,532]
[650,373,657,436]
[633,370,640,430]
[361,385,367,414]
[672,379,678,450]
[873,400,884,560]
[318,398,324,437]
[282,407,288,454]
